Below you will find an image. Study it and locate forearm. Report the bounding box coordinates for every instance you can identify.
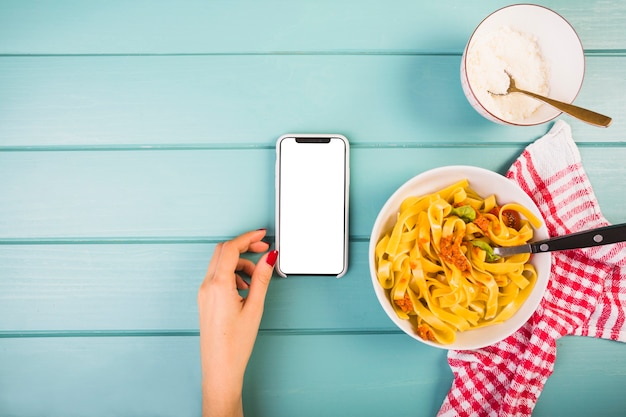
[202,371,244,417]
[199,326,251,417]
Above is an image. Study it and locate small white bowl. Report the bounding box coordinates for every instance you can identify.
[461,4,585,126]
[369,166,551,350]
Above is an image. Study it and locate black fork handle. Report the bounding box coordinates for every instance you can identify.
[531,223,626,253]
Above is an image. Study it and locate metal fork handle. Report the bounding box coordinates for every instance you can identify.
[512,87,612,128]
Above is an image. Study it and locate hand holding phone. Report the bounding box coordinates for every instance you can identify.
[275,135,350,277]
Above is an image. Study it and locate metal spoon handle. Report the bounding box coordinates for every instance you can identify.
[531,223,626,253]
[512,87,612,128]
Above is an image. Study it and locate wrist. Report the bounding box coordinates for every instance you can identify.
[202,375,244,417]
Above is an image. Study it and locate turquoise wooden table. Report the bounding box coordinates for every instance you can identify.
[1,1,625,416]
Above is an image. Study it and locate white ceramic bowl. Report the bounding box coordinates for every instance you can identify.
[369,166,551,350]
[461,4,585,126]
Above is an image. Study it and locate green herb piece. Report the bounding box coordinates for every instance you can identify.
[450,205,477,223]
[471,240,501,262]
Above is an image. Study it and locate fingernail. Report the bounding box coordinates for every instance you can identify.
[266,250,278,267]
[257,228,267,231]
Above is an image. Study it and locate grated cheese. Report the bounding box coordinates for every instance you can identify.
[466,26,549,122]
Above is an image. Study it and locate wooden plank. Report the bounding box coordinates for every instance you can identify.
[1,146,625,239]
[0,335,624,416]
[0,55,623,147]
[0,149,274,239]
[0,336,203,417]
[0,1,624,54]
[0,242,396,332]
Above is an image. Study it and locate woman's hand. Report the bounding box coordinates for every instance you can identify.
[198,229,278,417]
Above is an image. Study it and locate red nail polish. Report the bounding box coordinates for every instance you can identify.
[266,250,278,267]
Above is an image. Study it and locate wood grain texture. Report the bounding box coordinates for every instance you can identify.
[1,1,625,416]
[0,335,624,417]
[0,243,394,332]
[1,146,625,239]
[1,0,625,54]
[0,56,623,147]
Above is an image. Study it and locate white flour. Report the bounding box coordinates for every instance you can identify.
[466,26,549,122]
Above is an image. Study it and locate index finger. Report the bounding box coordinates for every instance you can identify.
[213,229,267,281]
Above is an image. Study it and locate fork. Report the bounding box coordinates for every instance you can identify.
[492,223,626,257]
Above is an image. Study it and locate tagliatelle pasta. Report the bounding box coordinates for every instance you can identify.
[374,179,543,345]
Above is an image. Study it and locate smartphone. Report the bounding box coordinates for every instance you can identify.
[275,134,350,277]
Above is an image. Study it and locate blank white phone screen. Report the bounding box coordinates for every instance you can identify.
[278,137,347,275]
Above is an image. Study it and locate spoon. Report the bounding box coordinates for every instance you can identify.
[492,223,626,257]
[489,71,612,128]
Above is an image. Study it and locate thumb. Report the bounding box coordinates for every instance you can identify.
[245,250,277,314]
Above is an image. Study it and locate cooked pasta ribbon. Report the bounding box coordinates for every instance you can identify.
[374,179,542,345]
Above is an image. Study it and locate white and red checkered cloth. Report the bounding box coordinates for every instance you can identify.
[438,120,626,417]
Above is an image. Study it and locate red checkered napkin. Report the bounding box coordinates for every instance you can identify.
[438,120,626,417]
